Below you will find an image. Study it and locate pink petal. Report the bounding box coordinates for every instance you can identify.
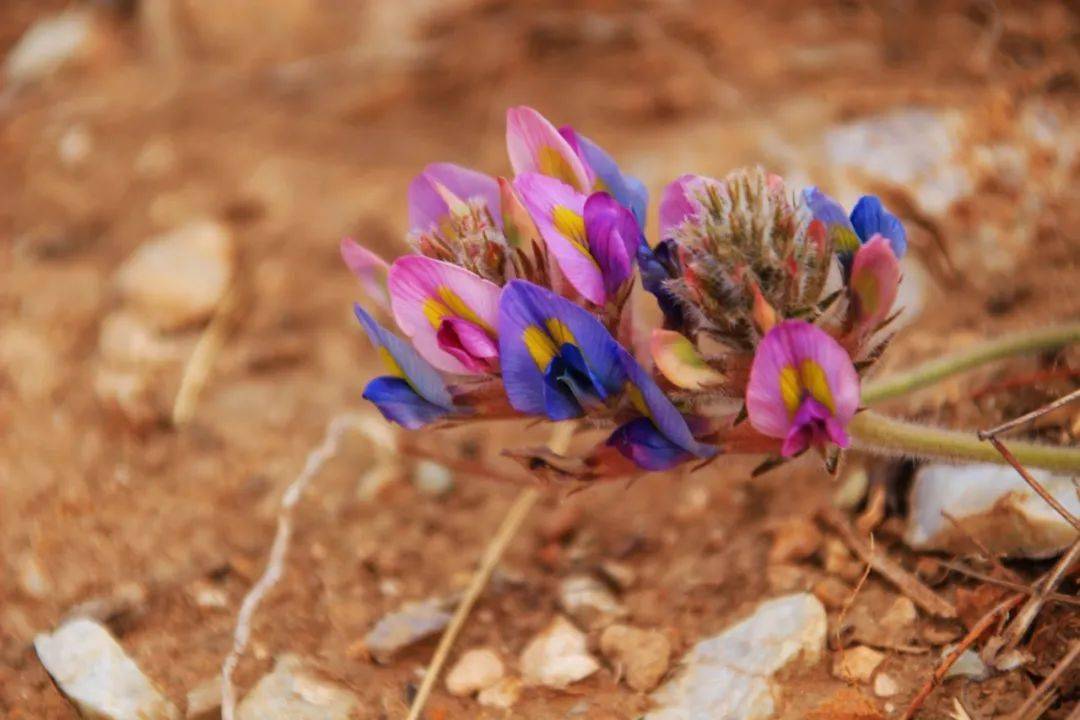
[497,176,541,247]
[513,172,605,305]
[408,163,500,232]
[746,320,860,440]
[388,256,502,374]
[506,106,592,193]
[849,234,900,333]
[340,238,390,310]
[437,317,499,373]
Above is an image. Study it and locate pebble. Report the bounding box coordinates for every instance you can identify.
[648,593,827,720]
[873,673,899,698]
[599,624,671,692]
[185,676,221,720]
[4,9,95,85]
[598,560,637,590]
[237,655,359,720]
[823,537,865,582]
[768,517,823,564]
[363,597,452,663]
[520,616,600,689]
[558,575,627,629]
[35,618,180,720]
[477,676,523,709]
[905,463,1080,558]
[832,646,886,683]
[412,460,453,496]
[15,551,52,599]
[881,597,917,631]
[445,648,504,697]
[115,220,234,331]
[942,645,990,681]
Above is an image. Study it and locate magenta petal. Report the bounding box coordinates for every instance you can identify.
[437,317,498,373]
[513,172,605,305]
[407,163,500,232]
[583,192,640,295]
[506,107,592,192]
[340,238,390,309]
[746,320,860,442]
[659,175,698,239]
[388,255,501,374]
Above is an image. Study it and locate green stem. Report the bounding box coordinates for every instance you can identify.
[848,411,1080,474]
[861,323,1080,405]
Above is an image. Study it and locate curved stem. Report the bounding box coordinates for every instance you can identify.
[861,323,1080,405]
[848,411,1080,474]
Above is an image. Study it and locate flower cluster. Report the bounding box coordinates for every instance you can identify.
[343,107,907,480]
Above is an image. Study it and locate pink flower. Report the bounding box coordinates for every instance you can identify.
[746,320,860,457]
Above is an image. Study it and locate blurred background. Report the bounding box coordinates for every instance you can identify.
[1,1,1078,718]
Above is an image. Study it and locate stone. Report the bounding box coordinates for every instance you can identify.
[768,518,822,564]
[647,593,827,720]
[823,538,865,582]
[942,645,990,681]
[600,624,671,692]
[445,648,504,697]
[412,460,453,496]
[185,676,221,719]
[34,618,180,720]
[363,597,452,663]
[520,616,600,689]
[905,463,1080,559]
[832,646,885,683]
[4,9,95,85]
[598,560,637,590]
[15,550,52,599]
[881,597,917,631]
[237,655,358,720]
[873,673,899,698]
[115,220,234,331]
[476,676,522,709]
[558,575,627,629]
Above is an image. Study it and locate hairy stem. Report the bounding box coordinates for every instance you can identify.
[848,411,1080,474]
[861,323,1080,405]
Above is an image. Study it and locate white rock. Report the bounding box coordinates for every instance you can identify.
[445,648,504,696]
[520,616,600,689]
[647,593,827,720]
[942,645,990,681]
[34,618,180,720]
[832,646,885,683]
[412,460,453,496]
[906,463,1080,558]
[237,655,358,720]
[185,676,221,720]
[558,574,628,629]
[363,597,452,663]
[15,550,52,599]
[873,673,899,698]
[115,220,234,331]
[4,10,94,85]
[477,676,522,709]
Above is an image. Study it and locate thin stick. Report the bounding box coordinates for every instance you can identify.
[985,436,1080,531]
[220,413,362,720]
[940,510,1017,581]
[820,507,957,618]
[834,533,874,652]
[900,593,1025,720]
[861,323,1080,405]
[937,560,1080,608]
[404,423,574,720]
[994,536,1080,660]
[1010,641,1080,720]
[978,389,1080,440]
[173,285,240,426]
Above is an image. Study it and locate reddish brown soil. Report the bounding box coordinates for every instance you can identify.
[1,1,1077,718]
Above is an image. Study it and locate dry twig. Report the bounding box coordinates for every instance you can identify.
[404,423,574,720]
[220,413,363,720]
[978,389,1080,441]
[938,559,1080,608]
[985,436,1080,532]
[173,284,241,426]
[1010,641,1080,720]
[820,507,957,618]
[900,594,1025,720]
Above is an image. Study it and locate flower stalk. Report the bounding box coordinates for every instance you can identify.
[848,410,1080,474]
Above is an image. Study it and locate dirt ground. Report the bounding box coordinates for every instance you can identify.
[1,1,1078,718]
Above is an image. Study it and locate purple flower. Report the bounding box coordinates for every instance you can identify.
[408,163,501,234]
[387,256,502,375]
[513,173,640,305]
[803,187,907,261]
[746,320,860,457]
[498,280,714,468]
[352,304,457,429]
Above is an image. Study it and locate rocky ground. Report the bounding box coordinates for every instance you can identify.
[1,1,1078,718]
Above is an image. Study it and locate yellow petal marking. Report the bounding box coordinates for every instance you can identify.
[538,146,583,190]
[421,286,495,335]
[378,347,405,378]
[624,381,650,418]
[779,359,836,418]
[551,205,598,267]
[523,318,578,371]
[779,365,801,416]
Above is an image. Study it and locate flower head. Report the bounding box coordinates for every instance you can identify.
[803,187,907,263]
[746,320,860,456]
